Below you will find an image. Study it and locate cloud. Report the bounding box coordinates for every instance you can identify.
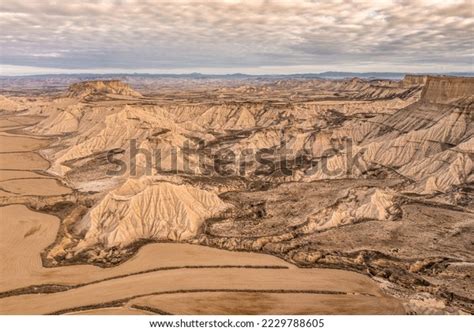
[0,0,472,73]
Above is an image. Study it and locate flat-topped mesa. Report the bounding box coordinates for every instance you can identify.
[420,76,474,104]
[67,80,142,98]
[401,74,428,87]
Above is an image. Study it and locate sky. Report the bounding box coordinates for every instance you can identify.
[0,0,473,75]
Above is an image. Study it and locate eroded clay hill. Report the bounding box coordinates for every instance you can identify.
[67,80,142,99]
[4,75,473,314]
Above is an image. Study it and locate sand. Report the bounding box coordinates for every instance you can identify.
[130,292,405,315]
[0,152,50,171]
[0,265,399,314]
[0,178,71,196]
[0,134,50,153]
[0,170,48,181]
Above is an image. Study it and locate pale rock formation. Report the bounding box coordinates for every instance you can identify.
[67,80,142,99]
[72,177,231,251]
[302,188,400,232]
[31,105,82,134]
[400,137,474,194]
[44,105,204,176]
[0,95,23,112]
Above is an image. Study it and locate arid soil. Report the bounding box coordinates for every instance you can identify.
[0,75,472,314]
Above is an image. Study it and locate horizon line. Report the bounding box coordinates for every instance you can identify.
[1,71,474,78]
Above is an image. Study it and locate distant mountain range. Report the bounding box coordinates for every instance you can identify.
[1,71,472,94]
[1,71,473,80]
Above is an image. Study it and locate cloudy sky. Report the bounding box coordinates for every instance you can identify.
[0,0,472,75]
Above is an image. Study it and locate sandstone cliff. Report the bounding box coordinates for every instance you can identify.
[420,76,474,104]
[402,74,428,87]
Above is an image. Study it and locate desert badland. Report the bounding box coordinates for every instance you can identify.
[0,74,472,315]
